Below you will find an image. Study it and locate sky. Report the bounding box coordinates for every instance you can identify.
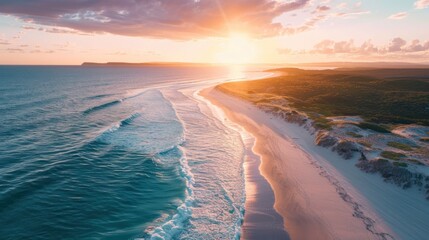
[0,0,428,65]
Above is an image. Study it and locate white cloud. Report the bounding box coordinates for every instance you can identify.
[306,37,429,55]
[388,12,407,20]
[415,0,429,9]
[335,10,370,18]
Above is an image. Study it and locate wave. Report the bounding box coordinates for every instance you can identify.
[83,89,149,115]
[147,146,194,240]
[193,88,247,239]
[83,99,123,115]
[143,91,195,240]
[85,93,116,100]
[91,89,195,239]
[102,112,141,133]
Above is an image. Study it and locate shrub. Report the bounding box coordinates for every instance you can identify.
[358,141,372,148]
[356,122,390,133]
[347,131,363,138]
[387,141,414,151]
[408,159,424,165]
[381,151,406,160]
[393,162,408,168]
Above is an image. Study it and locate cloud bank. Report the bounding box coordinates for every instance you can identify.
[0,0,311,39]
[309,38,429,55]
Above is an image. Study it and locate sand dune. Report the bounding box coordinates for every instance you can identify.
[201,87,399,240]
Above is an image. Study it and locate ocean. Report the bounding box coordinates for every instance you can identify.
[0,65,267,239]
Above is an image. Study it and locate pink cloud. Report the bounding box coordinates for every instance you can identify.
[307,38,429,55]
[0,39,10,45]
[415,0,429,9]
[388,38,407,52]
[283,14,328,34]
[388,12,407,20]
[313,5,331,13]
[0,0,312,39]
[335,10,370,18]
[406,40,429,52]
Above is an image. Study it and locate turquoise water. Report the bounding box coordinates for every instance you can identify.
[0,66,264,239]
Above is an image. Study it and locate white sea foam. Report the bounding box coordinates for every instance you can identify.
[148,147,195,240]
[193,89,248,240]
[146,93,195,240]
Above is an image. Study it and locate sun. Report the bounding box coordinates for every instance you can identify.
[215,33,257,64]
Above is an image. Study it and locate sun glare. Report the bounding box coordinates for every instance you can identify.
[215,34,257,64]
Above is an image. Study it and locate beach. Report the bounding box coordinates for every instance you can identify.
[201,86,397,240]
[2,65,428,239]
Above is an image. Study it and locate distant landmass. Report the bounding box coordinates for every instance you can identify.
[81,62,211,67]
[291,61,429,69]
[81,61,429,69]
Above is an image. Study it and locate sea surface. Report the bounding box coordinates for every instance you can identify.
[0,65,267,239]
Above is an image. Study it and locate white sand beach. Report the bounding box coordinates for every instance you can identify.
[200,86,429,240]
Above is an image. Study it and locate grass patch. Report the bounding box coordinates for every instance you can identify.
[218,68,429,126]
[381,151,406,160]
[408,159,424,165]
[387,141,414,151]
[359,141,372,148]
[393,161,408,167]
[355,122,390,133]
[312,116,332,130]
[346,131,363,138]
[377,158,389,163]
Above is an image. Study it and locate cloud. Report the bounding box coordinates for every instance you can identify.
[312,39,356,54]
[22,25,93,36]
[415,0,429,9]
[6,48,24,53]
[43,27,82,34]
[406,39,429,52]
[0,39,10,45]
[313,5,330,13]
[388,12,407,20]
[307,38,429,55]
[335,10,370,18]
[0,0,312,39]
[22,25,37,30]
[283,14,328,34]
[388,37,407,52]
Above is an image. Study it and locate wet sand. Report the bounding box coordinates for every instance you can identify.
[201,87,382,240]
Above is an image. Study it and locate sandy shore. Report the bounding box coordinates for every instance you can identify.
[201,87,395,240]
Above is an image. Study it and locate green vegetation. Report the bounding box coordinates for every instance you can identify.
[346,132,363,138]
[387,141,414,151]
[358,141,372,148]
[393,161,408,167]
[408,159,424,165]
[381,151,406,160]
[312,116,332,130]
[377,158,389,163]
[355,122,390,133]
[218,68,429,126]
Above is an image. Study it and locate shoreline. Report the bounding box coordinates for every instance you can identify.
[198,89,290,239]
[200,87,392,240]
